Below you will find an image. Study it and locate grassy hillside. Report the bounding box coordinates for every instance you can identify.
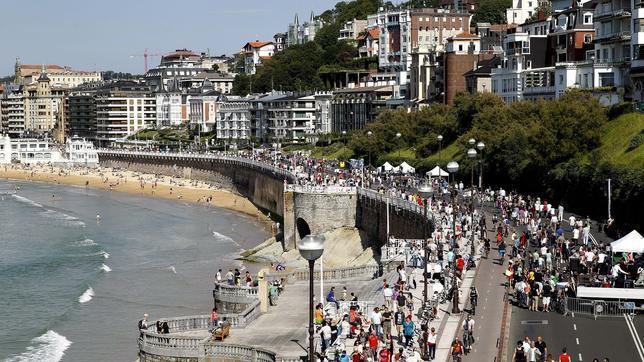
[592,112,644,168]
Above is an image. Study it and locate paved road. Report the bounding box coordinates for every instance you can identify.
[507,307,644,361]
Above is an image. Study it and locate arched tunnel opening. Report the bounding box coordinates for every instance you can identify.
[296,217,311,239]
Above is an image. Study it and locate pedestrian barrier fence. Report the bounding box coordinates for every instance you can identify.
[284,184,356,194]
[563,297,636,319]
[324,300,376,320]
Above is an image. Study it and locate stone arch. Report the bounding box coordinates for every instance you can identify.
[296,217,311,239]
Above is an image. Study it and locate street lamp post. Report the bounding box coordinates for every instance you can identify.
[367,131,373,166]
[342,130,347,146]
[446,161,460,314]
[467,146,477,259]
[476,141,485,189]
[297,235,325,362]
[437,134,443,167]
[396,132,402,159]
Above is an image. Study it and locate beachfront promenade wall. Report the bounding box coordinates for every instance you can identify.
[97,150,434,251]
[98,151,292,219]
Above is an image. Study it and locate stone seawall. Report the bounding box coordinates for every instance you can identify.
[98,152,434,253]
[99,153,288,219]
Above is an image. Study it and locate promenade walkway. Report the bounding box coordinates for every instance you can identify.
[225,271,390,359]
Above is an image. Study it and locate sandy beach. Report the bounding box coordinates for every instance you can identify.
[0,164,271,224]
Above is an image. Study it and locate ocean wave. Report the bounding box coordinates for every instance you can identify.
[100,264,112,272]
[78,286,94,303]
[102,251,110,259]
[11,194,44,208]
[41,210,86,227]
[212,231,241,247]
[72,238,97,247]
[167,266,176,274]
[4,330,72,362]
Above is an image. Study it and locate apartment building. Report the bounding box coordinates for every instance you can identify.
[443,32,497,104]
[632,0,644,103]
[331,85,395,132]
[94,81,156,147]
[264,93,332,143]
[506,0,539,25]
[371,8,413,73]
[0,87,26,137]
[215,97,251,144]
[411,8,471,53]
[242,41,275,75]
[593,0,632,87]
[66,89,98,142]
[14,59,101,87]
[339,19,369,41]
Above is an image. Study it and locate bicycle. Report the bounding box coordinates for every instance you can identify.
[462,330,474,354]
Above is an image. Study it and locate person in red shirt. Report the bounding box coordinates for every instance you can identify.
[558,347,572,362]
[378,347,391,362]
[368,330,379,359]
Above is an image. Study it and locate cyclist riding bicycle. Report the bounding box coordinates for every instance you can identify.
[469,286,478,315]
[462,315,475,353]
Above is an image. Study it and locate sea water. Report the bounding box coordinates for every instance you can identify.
[0,181,269,361]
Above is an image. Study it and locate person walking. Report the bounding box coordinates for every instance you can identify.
[558,347,572,362]
[450,337,464,362]
[427,327,438,360]
[402,316,415,347]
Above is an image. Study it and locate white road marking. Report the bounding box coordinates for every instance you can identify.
[624,313,644,361]
[576,338,579,345]
[573,324,577,331]
[579,353,583,361]
[572,312,575,318]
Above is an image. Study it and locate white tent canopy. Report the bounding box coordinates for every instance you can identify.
[379,162,394,173]
[426,166,449,178]
[610,230,644,253]
[398,162,415,174]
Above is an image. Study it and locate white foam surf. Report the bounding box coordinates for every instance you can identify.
[167,266,176,274]
[78,286,94,303]
[72,238,97,247]
[102,251,110,259]
[212,231,241,247]
[11,194,44,208]
[4,330,72,362]
[41,209,85,227]
[100,264,112,272]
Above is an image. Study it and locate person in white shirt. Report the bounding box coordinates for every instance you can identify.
[569,215,576,230]
[572,228,580,244]
[383,284,393,308]
[319,321,332,352]
[371,307,383,340]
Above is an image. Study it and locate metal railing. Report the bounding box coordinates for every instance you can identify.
[564,297,637,319]
[267,264,380,283]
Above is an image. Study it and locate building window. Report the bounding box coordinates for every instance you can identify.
[458,44,463,51]
[584,34,592,44]
[559,74,564,85]
[584,14,592,25]
[599,72,614,87]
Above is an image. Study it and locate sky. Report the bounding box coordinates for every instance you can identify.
[0,0,340,76]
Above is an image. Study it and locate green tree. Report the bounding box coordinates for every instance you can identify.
[472,0,512,24]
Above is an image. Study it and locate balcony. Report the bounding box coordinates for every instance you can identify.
[594,8,631,20]
[595,31,631,43]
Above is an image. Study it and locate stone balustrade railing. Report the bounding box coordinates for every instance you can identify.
[139,333,206,359]
[213,281,259,304]
[139,299,262,360]
[96,149,293,179]
[284,184,357,194]
[202,342,276,362]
